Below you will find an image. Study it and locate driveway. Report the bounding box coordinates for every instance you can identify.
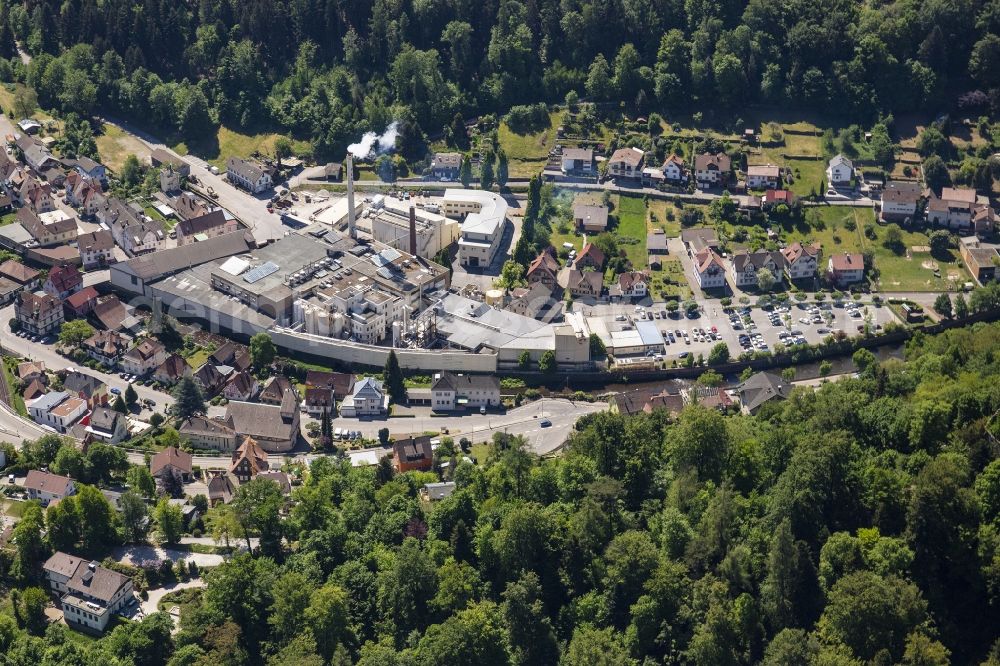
[110,544,224,568]
[141,579,206,617]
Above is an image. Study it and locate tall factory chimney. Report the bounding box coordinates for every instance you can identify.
[346,153,356,238]
[409,205,417,256]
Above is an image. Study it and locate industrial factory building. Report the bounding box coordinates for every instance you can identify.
[444,189,508,269]
[363,195,460,259]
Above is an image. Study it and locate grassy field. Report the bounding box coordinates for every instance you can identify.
[646,200,683,237]
[614,195,648,270]
[648,257,692,300]
[2,357,25,416]
[185,348,211,369]
[498,111,561,178]
[96,123,151,171]
[174,126,310,169]
[0,212,16,226]
[2,499,26,518]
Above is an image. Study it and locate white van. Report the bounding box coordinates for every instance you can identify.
[333,427,343,440]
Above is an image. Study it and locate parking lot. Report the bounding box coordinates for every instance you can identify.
[617,299,900,364]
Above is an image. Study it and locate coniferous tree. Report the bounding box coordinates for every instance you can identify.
[384,351,407,404]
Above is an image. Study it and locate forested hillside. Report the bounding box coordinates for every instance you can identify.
[2,326,1000,663]
[0,0,997,157]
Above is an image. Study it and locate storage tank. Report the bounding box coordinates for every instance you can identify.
[485,289,504,306]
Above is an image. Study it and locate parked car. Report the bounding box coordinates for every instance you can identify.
[110,387,121,395]
[540,419,552,427]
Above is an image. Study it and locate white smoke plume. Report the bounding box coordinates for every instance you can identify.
[348,122,400,159]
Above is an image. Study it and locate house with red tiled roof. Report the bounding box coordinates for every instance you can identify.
[82,330,130,367]
[694,248,727,289]
[63,285,99,318]
[575,242,605,271]
[616,271,649,299]
[781,242,820,281]
[526,250,559,289]
[763,189,796,207]
[44,264,83,300]
[827,253,865,286]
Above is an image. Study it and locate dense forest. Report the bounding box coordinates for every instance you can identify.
[0,323,999,664]
[0,0,998,157]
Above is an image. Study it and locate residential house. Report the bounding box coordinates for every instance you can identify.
[150,148,190,177]
[730,250,783,288]
[152,353,191,385]
[781,242,821,281]
[614,386,685,416]
[159,165,181,193]
[193,363,227,396]
[573,204,609,233]
[259,375,295,405]
[64,173,104,215]
[83,330,129,367]
[506,283,553,318]
[827,253,865,286]
[647,230,668,269]
[223,371,259,401]
[150,446,193,484]
[226,157,273,193]
[63,370,109,409]
[25,470,76,506]
[430,371,500,411]
[99,198,165,256]
[86,407,128,444]
[0,276,18,305]
[28,391,87,433]
[44,264,83,299]
[304,387,335,417]
[926,187,994,233]
[880,182,922,223]
[19,207,74,246]
[178,415,239,451]
[694,248,727,289]
[21,180,56,214]
[661,155,687,183]
[392,435,433,472]
[78,230,115,269]
[959,236,1000,285]
[746,164,781,189]
[422,481,457,501]
[22,379,45,401]
[736,371,793,415]
[258,471,292,495]
[40,166,66,188]
[171,192,210,220]
[64,286,99,319]
[339,377,388,417]
[17,118,41,134]
[429,152,462,180]
[685,385,735,412]
[561,147,596,175]
[558,268,603,298]
[827,154,854,186]
[230,436,269,483]
[63,156,107,185]
[43,552,133,634]
[694,153,732,188]
[0,259,40,291]
[91,295,142,333]
[207,472,238,505]
[526,250,560,289]
[575,242,605,271]
[176,210,238,246]
[616,271,649,299]
[15,292,63,335]
[21,140,58,172]
[607,147,644,181]
[210,342,252,372]
[763,189,796,209]
[224,391,300,452]
[17,361,46,385]
[119,339,167,376]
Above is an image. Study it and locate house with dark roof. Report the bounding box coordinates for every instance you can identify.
[153,353,191,385]
[223,370,259,401]
[193,363,227,395]
[304,387,335,417]
[178,415,239,451]
[736,372,793,414]
[422,481,457,501]
[86,407,128,443]
[730,250,783,288]
[614,386,685,416]
[176,210,238,246]
[77,230,115,269]
[120,338,167,376]
[694,153,732,188]
[392,436,433,472]
[430,152,462,180]
[558,268,603,298]
[615,271,649,299]
[150,446,193,483]
[91,295,141,333]
[207,472,238,505]
[339,377,387,417]
[430,371,500,411]
[0,259,40,290]
[304,371,355,399]
[259,375,295,405]
[150,148,190,177]
[15,291,63,335]
[573,204,609,233]
[224,391,299,452]
[230,436,269,483]
[63,370,108,408]
[506,283,554,319]
[25,470,76,506]
[82,330,130,367]
[43,552,134,633]
[226,157,273,193]
[62,156,107,184]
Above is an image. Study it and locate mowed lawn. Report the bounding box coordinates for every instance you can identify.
[175,126,310,169]
[614,195,648,270]
[752,122,827,196]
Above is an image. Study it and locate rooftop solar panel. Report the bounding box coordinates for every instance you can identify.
[243,261,280,284]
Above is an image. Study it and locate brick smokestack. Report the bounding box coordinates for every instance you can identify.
[346,153,356,238]
[409,205,417,255]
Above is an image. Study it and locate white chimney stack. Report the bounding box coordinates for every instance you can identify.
[346,153,356,238]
